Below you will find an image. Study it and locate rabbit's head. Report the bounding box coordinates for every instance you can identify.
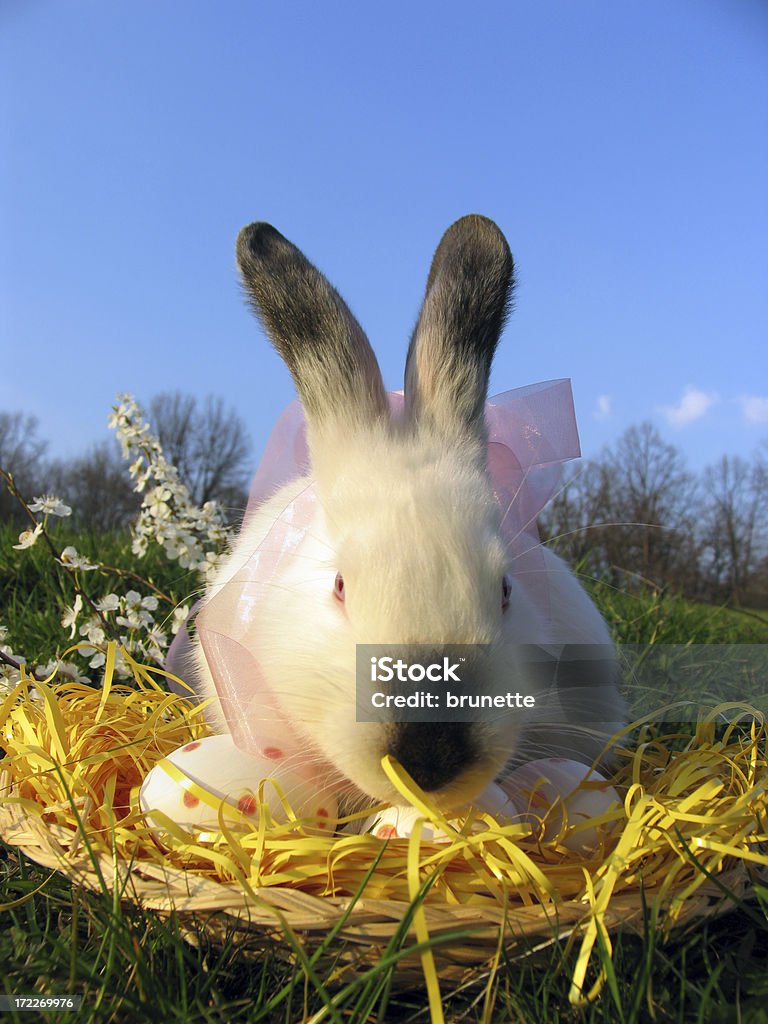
[233,217,553,806]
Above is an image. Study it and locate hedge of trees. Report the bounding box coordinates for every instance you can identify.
[539,422,767,608]
[2,400,766,608]
[0,392,252,532]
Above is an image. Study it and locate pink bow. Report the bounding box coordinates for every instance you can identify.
[174,380,580,766]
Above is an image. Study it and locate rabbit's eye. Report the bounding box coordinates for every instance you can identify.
[502,573,512,611]
[333,572,345,602]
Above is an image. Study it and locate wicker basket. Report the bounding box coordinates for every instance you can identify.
[0,785,755,993]
[1,655,767,1002]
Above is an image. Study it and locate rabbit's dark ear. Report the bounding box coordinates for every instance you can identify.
[404,215,514,443]
[237,223,388,429]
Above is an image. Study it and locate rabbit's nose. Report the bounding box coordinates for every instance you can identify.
[386,722,477,792]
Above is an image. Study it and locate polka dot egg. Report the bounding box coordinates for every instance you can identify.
[362,783,520,841]
[139,734,338,838]
[362,804,455,841]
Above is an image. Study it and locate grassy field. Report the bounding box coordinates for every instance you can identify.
[1,521,767,1023]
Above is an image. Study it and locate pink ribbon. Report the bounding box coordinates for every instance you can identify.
[173,379,580,768]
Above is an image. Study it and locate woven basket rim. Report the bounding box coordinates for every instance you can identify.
[0,784,753,961]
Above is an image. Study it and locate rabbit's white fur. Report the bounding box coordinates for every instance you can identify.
[195,422,623,807]
[192,215,626,809]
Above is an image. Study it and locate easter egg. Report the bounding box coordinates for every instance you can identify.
[472,780,519,819]
[500,757,620,852]
[139,734,338,838]
[362,782,523,840]
[362,804,454,841]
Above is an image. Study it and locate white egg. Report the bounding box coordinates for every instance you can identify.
[139,733,338,838]
[362,804,454,841]
[472,780,519,819]
[362,782,523,841]
[500,757,620,852]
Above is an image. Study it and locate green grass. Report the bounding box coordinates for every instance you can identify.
[2,854,767,1023]
[1,523,767,1023]
[590,582,768,646]
[583,579,768,721]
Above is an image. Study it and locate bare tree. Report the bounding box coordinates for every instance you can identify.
[541,423,701,595]
[148,392,252,515]
[0,411,48,523]
[47,442,140,533]
[700,453,768,605]
[601,422,700,590]
[540,459,613,577]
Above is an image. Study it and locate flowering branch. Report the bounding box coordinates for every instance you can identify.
[89,562,178,607]
[1,393,235,685]
[0,644,46,683]
[109,394,231,582]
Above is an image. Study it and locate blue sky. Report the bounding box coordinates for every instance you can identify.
[2,1,766,479]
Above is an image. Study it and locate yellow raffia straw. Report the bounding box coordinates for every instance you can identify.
[0,640,767,1012]
[407,820,445,1024]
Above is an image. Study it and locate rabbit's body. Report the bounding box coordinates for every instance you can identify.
[191,215,626,810]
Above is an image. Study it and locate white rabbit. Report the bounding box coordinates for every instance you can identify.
[189,215,626,810]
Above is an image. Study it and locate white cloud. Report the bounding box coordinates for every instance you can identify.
[739,394,768,425]
[659,386,719,427]
[593,394,612,420]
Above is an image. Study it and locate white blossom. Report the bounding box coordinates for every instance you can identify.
[114,590,156,630]
[79,615,106,646]
[29,495,72,517]
[145,625,168,648]
[85,648,106,670]
[39,659,90,684]
[124,589,158,611]
[171,604,191,635]
[112,647,131,679]
[58,546,99,571]
[145,485,173,519]
[13,524,43,550]
[0,630,26,694]
[117,608,153,630]
[0,663,22,694]
[131,534,149,557]
[61,595,83,639]
[202,549,223,576]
